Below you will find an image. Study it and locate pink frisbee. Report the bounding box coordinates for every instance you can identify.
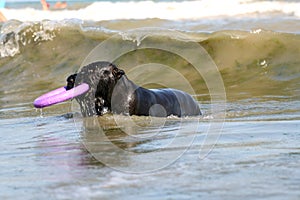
[33,83,89,108]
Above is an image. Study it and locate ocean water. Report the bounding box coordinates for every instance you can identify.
[0,0,300,199]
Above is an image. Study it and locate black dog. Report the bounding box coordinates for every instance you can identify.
[67,61,201,117]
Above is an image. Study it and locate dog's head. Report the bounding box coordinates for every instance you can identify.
[66,61,125,116]
[66,62,125,90]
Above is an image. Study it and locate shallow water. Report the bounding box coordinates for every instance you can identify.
[1,96,300,199]
[1,0,300,199]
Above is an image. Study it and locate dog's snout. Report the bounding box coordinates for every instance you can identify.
[66,74,77,90]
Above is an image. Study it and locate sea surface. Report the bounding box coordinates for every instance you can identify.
[0,0,300,199]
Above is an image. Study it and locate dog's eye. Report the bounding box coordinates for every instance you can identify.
[103,70,110,75]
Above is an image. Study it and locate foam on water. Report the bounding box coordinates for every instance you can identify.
[1,0,300,21]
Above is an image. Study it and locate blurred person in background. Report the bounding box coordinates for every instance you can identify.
[0,0,6,22]
[41,0,67,10]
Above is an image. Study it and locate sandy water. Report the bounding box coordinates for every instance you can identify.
[1,96,300,199]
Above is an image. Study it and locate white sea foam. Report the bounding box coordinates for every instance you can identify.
[1,0,300,22]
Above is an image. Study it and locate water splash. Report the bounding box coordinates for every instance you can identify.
[35,108,44,118]
[0,20,57,58]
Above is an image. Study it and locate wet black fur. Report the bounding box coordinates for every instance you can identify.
[66,61,201,117]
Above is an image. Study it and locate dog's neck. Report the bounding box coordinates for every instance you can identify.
[92,74,136,115]
[102,75,138,115]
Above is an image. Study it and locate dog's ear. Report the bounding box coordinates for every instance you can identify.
[113,67,125,79]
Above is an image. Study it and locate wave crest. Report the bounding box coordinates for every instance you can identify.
[0,20,59,57]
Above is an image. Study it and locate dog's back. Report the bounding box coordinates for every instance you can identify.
[131,87,201,117]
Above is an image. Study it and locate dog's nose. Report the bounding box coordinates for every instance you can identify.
[66,82,73,90]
